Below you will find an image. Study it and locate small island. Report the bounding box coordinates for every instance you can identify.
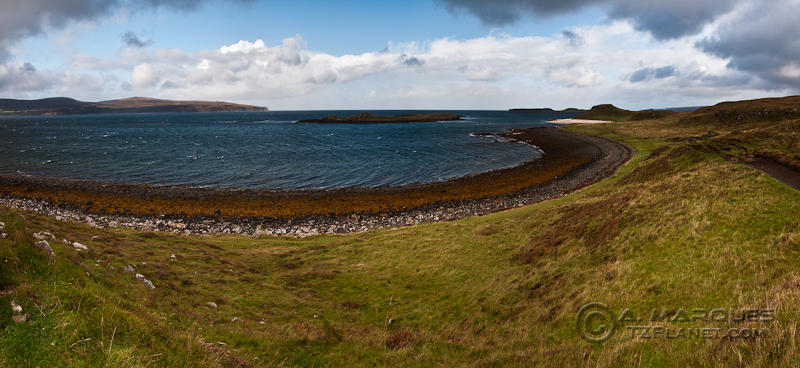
[298,112,462,124]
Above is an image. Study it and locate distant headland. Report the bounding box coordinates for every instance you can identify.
[298,112,462,124]
[0,97,268,116]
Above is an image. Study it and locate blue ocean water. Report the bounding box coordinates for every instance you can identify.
[0,110,576,189]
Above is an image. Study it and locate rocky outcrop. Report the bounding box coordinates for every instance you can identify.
[10,301,28,323]
[135,273,156,289]
[33,231,56,241]
[34,240,55,260]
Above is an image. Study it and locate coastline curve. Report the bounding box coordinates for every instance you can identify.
[0,127,633,237]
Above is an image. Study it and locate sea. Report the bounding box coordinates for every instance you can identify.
[0,110,578,190]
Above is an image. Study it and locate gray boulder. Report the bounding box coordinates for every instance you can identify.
[34,240,55,259]
[142,279,156,289]
[33,231,56,241]
[10,301,28,323]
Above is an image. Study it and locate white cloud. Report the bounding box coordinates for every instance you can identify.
[0,62,54,92]
[780,64,800,80]
[2,21,792,109]
[131,63,159,88]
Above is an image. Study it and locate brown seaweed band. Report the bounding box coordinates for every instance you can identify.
[0,127,631,223]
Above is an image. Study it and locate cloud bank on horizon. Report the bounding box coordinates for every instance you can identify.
[441,0,800,88]
[0,0,798,109]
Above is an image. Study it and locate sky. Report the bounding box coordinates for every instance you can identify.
[0,0,798,110]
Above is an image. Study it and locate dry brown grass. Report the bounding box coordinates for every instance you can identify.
[680,95,800,126]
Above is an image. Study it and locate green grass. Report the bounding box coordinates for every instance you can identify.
[575,104,677,122]
[576,104,636,121]
[1,117,799,367]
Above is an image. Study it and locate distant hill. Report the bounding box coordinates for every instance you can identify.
[0,97,268,116]
[576,104,679,122]
[509,108,586,113]
[679,96,800,125]
[664,106,704,113]
[576,104,636,121]
[628,109,678,121]
[0,97,102,115]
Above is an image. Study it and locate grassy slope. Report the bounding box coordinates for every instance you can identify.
[679,96,800,126]
[576,104,636,121]
[577,104,678,122]
[1,116,800,367]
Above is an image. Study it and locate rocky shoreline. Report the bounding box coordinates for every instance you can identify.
[0,128,632,237]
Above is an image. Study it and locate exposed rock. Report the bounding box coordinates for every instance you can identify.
[142,279,156,289]
[688,130,720,143]
[123,264,135,273]
[72,242,88,251]
[207,301,218,308]
[1,233,6,238]
[135,273,156,289]
[9,301,30,324]
[34,240,55,259]
[0,221,5,232]
[33,231,55,241]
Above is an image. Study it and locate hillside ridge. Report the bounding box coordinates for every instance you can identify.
[0,97,268,115]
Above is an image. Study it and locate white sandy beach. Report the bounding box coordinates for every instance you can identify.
[548,118,613,124]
